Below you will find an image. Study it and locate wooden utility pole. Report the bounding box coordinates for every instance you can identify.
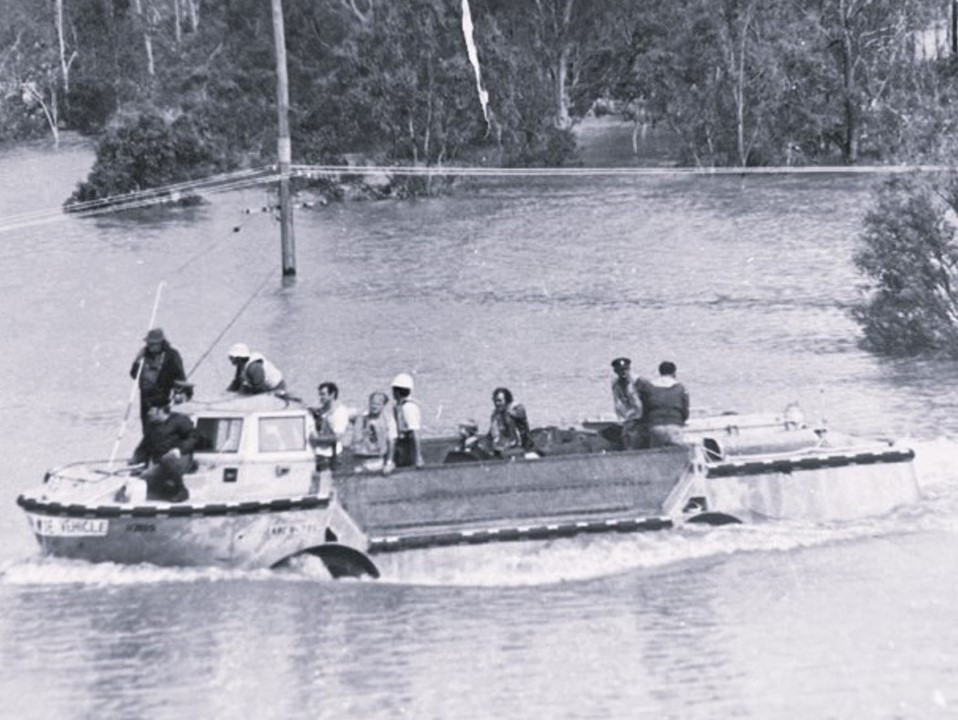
[271,0,296,276]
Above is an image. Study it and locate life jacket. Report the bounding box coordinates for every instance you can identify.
[490,404,533,451]
[140,350,166,390]
[243,352,284,391]
[394,398,420,436]
[352,413,390,457]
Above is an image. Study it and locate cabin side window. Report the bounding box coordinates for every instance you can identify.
[195,418,243,453]
[259,416,307,453]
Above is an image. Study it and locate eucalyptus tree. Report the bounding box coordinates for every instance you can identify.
[0,0,62,141]
[807,0,934,163]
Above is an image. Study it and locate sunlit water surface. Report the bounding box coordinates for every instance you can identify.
[1,137,956,719]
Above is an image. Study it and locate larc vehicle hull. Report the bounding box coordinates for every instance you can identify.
[336,445,703,554]
[17,461,371,573]
[15,396,920,577]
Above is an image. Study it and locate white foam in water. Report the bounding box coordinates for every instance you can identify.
[0,557,277,587]
[910,436,958,491]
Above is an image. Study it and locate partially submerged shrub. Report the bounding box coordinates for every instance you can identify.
[853,172,958,356]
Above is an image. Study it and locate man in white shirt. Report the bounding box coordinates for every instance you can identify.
[310,381,352,467]
[390,372,424,468]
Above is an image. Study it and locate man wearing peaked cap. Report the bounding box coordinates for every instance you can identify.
[130,328,186,464]
[611,355,644,449]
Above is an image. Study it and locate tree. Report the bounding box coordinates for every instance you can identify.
[810,0,931,163]
[853,173,958,357]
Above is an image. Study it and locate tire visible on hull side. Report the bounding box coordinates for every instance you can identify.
[686,512,743,526]
[273,543,381,579]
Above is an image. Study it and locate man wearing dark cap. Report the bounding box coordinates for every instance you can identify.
[171,379,195,404]
[130,328,186,464]
[611,357,644,449]
[140,397,197,502]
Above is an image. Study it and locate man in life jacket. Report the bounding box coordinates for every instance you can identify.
[309,381,352,468]
[226,343,286,395]
[488,386,534,457]
[130,327,186,464]
[351,391,398,474]
[611,356,644,449]
[389,372,424,468]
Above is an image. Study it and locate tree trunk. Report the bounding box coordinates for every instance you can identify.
[185,0,199,32]
[132,0,155,77]
[174,0,182,44]
[55,0,71,95]
[555,43,571,127]
[839,0,858,163]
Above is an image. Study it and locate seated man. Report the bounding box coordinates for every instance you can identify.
[140,397,198,502]
[444,419,495,463]
[488,387,534,457]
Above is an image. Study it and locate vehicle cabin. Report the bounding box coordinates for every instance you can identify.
[181,394,317,501]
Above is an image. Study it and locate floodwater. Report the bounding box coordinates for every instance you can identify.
[1,136,957,719]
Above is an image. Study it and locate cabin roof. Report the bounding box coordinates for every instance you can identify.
[176,393,309,416]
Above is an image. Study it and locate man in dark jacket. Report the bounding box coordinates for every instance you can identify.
[140,398,197,502]
[635,360,690,448]
[131,328,186,464]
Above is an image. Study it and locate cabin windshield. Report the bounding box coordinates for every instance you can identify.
[259,416,307,453]
[195,417,243,453]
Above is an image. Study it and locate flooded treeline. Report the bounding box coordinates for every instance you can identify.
[1,0,956,195]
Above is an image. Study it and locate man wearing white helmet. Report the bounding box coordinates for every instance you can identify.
[389,372,424,468]
[226,343,286,395]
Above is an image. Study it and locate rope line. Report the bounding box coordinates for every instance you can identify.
[185,265,277,379]
[0,169,279,234]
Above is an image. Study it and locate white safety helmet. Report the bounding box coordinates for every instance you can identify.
[391,372,414,391]
[228,342,251,359]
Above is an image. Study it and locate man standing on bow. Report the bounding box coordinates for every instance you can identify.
[131,328,186,464]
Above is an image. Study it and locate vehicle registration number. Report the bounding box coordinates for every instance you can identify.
[28,514,109,537]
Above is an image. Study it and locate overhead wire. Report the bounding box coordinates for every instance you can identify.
[0,167,279,234]
[0,160,949,236]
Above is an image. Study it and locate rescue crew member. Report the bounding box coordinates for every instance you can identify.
[635,360,689,447]
[309,381,352,469]
[140,396,198,502]
[611,356,644,449]
[351,391,397,474]
[226,343,286,394]
[488,387,533,457]
[389,372,424,468]
[130,327,186,464]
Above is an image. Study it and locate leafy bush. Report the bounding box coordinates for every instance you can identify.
[67,110,223,204]
[853,173,958,356]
